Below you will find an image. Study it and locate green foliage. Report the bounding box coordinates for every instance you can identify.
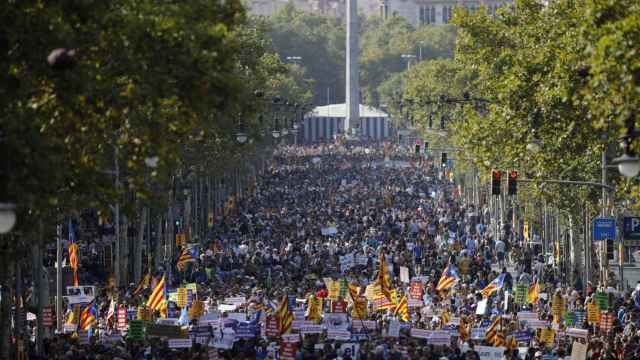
[266,3,345,106]
[452,0,639,213]
[0,0,301,234]
[360,16,456,106]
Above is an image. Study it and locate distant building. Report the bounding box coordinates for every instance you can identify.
[245,0,511,27]
[245,0,382,19]
[379,0,512,27]
[301,103,392,143]
[247,0,346,18]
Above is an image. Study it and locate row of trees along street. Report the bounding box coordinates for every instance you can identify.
[0,1,312,357]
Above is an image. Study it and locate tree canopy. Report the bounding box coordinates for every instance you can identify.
[1,0,307,236]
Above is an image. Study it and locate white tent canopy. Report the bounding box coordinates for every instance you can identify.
[308,103,389,118]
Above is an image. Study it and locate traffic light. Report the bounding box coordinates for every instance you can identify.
[441,152,448,167]
[415,144,421,156]
[491,170,502,196]
[423,141,429,155]
[508,170,518,195]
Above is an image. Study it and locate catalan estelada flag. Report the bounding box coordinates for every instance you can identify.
[481,273,506,298]
[79,301,97,330]
[276,294,293,336]
[133,273,151,296]
[68,220,79,287]
[146,275,166,311]
[176,247,197,272]
[436,264,460,292]
[393,295,410,322]
[375,251,393,301]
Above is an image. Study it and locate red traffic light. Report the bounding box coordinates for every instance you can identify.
[508,170,518,195]
[492,170,502,180]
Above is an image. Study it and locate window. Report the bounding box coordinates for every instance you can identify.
[442,6,448,23]
[431,6,436,23]
[420,6,426,25]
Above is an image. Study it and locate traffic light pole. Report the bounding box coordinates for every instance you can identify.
[517,174,615,287]
[516,178,614,191]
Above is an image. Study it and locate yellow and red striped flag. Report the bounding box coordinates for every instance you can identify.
[276,294,293,336]
[68,220,79,287]
[485,316,502,344]
[393,295,410,322]
[146,275,166,311]
[375,251,393,302]
[133,273,151,296]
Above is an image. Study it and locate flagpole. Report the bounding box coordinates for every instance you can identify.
[56,224,63,333]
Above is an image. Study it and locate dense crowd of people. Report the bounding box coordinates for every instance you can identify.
[22,142,640,359]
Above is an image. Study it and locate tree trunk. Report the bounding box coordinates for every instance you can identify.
[32,220,45,356]
[133,205,147,284]
[121,216,129,286]
[155,215,163,271]
[0,250,16,359]
[167,182,175,282]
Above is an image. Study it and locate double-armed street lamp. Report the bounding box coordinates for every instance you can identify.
[235,90,310,145]
[393,91,492,137]
[400,54,416,71]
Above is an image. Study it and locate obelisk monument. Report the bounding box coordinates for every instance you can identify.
[345,0,359,135]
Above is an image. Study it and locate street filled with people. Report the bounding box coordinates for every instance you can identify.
[25,142,640,360]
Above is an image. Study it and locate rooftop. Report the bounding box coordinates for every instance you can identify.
[307,103,389,118]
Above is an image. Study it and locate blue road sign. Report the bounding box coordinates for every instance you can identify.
[623,217,640,240]
[593,217,616,241]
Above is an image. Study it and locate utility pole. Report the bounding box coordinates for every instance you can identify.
[33,220,44,355]
[601,150,608,286]
[114,146,121,288]
[55,224,62,333]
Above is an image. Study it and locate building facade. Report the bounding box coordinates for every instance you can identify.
[379,0,511,27]
[246,0,510,26]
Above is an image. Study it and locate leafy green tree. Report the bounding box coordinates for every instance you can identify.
[0,1,299,354]
[267,3,345,106]
[360,16,457,107]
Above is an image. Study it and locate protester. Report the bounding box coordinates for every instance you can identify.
[25,141,640,360]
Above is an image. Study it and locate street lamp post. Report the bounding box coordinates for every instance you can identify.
[611,112,640,178]
[401,54,417,71]
[0,204,16,234]
[47,48,75,338]
[286,56,302,65]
